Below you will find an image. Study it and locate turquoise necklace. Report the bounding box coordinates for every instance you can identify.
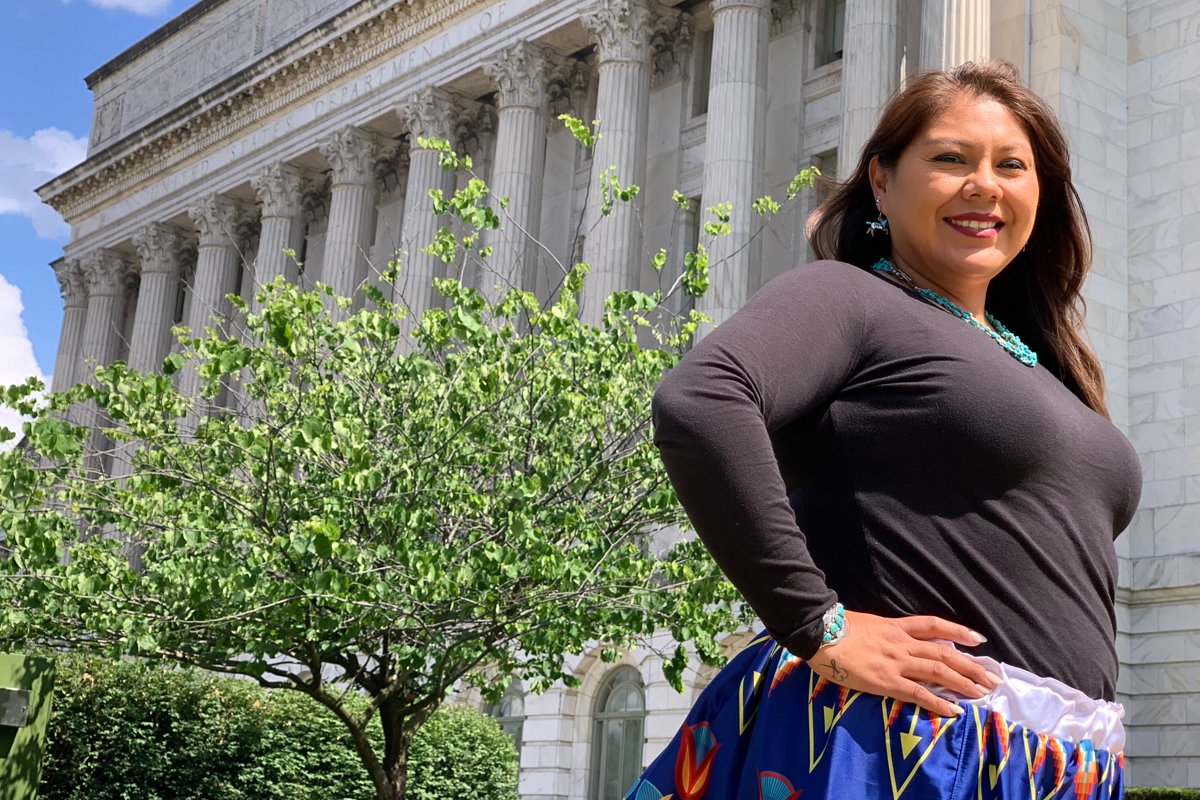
[871,258,1038,368]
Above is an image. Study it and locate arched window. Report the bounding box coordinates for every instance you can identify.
[488,679,525,756]
[589,666,646,800]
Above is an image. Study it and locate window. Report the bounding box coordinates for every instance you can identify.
[589,666,646,800]
[818,0,846,66]
[691,28,714,117]
[487,679,525,756]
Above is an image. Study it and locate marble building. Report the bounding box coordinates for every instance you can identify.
[36,0,1200,794]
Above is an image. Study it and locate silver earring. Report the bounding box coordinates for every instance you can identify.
[866,197,889,237]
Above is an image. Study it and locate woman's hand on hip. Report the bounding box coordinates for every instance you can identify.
[807,611,1002,718]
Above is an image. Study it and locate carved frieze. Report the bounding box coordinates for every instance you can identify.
[93,94,125,147]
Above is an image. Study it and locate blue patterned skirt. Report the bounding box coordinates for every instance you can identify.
[626,633,1125,800]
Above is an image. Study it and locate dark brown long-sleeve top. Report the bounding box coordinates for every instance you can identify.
[652,260,1142,700]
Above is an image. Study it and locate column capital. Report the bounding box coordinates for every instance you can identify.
[132,223,185,276]
[581,0,655,63]
[395,87,460,141]
[303,174,332,229]
[188,194,253,247]
[651,9,692,86]
[53,258,89,308]
[80,250,133,298]
[769,0,802,35]
[318,126,381,186]
[375,140,409,198]
[482,41,555,110]
[251,162,311,217]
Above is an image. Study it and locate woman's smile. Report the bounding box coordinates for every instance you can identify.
[944,213,1004,237]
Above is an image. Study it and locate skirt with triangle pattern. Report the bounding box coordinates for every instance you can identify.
[625,632,1125,800]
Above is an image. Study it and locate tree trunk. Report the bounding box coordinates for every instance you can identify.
[378,695,436,800]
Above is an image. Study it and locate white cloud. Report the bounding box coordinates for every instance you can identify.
[0,274,48,451]
[0,128,87,239]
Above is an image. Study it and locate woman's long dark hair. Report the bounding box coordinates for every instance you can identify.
[809,60,1109,418]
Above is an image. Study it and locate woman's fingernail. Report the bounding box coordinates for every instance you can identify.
[984,673,1003,690]
[970,630,988,644]
[947,704,964,717]
[974,683,991,696]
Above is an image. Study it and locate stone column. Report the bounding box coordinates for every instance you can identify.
[110,224,185,496]
[250,162,310,311]
[837,0,901,178]
[580,0,656,324]
[395,88,459,333]
[78,249,133,470]
[181,194,251,399]
[50,258,88,393]
[128,224,185,375]
[698,0,770,325]
[78,250,132,386]
[919,0,989,71]
[318,126,381,314]
[481,41,554,303]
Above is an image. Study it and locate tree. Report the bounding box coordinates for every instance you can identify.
[0,122,816,799]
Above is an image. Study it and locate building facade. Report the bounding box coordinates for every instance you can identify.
[38,0,1200,794]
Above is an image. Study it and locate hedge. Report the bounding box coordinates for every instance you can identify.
[40,655,516,800]
[1126,791,1200,800]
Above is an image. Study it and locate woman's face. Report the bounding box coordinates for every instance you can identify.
[869,93,1040,286]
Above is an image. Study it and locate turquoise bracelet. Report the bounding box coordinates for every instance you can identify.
[819,602,847,648]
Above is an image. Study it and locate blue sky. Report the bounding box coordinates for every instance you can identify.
[0,0,186,435]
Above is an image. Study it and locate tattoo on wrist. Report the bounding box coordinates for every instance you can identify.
[823,659,849,682]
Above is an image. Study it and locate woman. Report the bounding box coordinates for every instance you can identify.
[627,61,1140,800]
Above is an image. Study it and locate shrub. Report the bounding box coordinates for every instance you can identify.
[40,655,272,799]
[41,655,516,800]
[1126,790,1200,800]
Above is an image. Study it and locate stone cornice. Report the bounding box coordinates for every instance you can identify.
[39,0,490,223]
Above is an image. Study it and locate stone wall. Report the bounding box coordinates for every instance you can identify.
[1123,0,1200,787]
